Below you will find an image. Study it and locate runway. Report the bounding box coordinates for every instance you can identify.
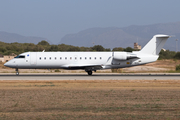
[0,73,180,80]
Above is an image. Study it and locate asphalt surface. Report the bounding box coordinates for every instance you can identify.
[0,73,180,80]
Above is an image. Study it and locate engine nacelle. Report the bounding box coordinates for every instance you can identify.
[113,52,127,60]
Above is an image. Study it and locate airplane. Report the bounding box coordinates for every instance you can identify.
[4,34,170,75]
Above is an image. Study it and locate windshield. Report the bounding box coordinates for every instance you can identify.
[14,55,25,58]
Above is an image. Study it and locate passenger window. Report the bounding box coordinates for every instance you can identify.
[60,57,62,60]
[89,57,91,59]
[70,57,72,60]
[49,57,51,60]
[85,57,87,60]
[65,57,67,60]
[75,57,77,60]
[100,57,102,59]
[39,57,41,60]
[80,57,82,60]
[44,57,46,60]
[95,57,96,60]
[55,57,57,60]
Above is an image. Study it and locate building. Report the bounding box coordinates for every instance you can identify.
[134,43,141,50]
[4,55,15,62]
[0,53,3,62]
[162,48,166,51]
[0,53,16,63]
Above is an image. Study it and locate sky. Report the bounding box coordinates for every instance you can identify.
[0,0,180,44]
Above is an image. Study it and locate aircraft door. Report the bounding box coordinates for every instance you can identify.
[30,53,37,65]
[25,53,30,64]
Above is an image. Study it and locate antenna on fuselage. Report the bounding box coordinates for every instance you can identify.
[42,50,45,52]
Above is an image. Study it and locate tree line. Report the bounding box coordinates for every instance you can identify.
[0,40,179,59]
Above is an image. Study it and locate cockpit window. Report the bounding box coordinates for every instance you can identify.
[15,55,25,58]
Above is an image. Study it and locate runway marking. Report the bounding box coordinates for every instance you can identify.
[0,73,180,80]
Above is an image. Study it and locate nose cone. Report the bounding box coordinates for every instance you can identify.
[4,62,9,67]
[4,61,14,68]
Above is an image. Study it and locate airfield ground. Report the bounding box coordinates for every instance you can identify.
[0,80,180,120]
[0,60,180,119]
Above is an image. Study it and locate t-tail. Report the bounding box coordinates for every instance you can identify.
[140,34,170,55]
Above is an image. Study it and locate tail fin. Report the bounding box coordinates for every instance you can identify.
[140,34,170,55]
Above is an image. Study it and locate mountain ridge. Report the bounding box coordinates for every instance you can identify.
[60,21,180,51]
[0,22,179,51]
[0,31,51,44]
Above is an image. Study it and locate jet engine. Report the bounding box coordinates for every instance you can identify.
[113,52,127,60]
[113,52,138,60]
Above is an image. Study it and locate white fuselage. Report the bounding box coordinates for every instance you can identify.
[4,51,158,70]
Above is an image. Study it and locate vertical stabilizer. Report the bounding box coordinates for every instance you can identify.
[140,34,170,55]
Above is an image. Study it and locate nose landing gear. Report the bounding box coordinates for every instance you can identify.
[15,68,19,75]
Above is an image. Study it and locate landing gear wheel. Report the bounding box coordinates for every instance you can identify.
[87,71,92,75]
[15,68,19,76]
[16,72,19,76]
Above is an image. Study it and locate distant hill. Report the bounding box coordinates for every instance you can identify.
[60,22,180,51]
[1,22,180,51]
[0,31,51,44]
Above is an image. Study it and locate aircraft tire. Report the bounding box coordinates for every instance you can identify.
[15,68,19,75]
[87,71,92,75]
[16,72,19,76]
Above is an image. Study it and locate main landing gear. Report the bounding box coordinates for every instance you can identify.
[15,68,19,75]
[87,71,92,75]
[86,70,96,75]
